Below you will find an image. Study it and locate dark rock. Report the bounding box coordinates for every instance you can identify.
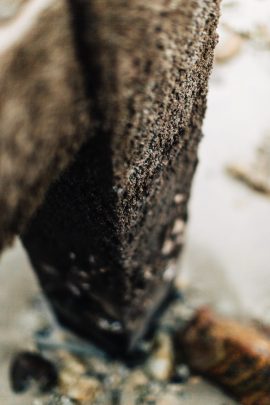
[10,351,58,393]
[22,0,220,354]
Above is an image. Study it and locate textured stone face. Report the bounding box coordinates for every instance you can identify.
[0,0,89,251]
[22,0,220,353]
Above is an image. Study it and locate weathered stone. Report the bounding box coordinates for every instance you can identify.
[0,0,89,251]
[22,0,220,353]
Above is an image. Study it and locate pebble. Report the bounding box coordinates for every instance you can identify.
[10,351,58,393]
[59,358,101,403]
[58,351,86,375]
[172,219,185,235]
[145,332,174,381]
[128,369,148,386]
[171,364,190,384]
[161,239,174,255]
[62,376,100,403]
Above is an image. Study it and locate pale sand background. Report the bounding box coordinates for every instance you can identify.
[0,0,28,21]
[1,0,270,403]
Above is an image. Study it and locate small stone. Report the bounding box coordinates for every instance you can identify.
[51,352,86,397]
[10,351,58,393]
[171,219,185,235]
[63,376,100,403]
[59,369,77,388]
[58,351,86,375]
[127,369,148,387]
[163,265,176,282]
[145,332,174,381]
[112,368,148,405]
[89,357,108,376]
[59,359,101,404]
[69,252,76,260]
[171,364,190,384]
[174,194,184,204]
[161,239,174,256]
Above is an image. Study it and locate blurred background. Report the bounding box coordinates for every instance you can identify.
[1,0,270,403]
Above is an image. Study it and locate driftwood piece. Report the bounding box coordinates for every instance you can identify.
[179,307,270,405]
[21,0,220,353]
[227,134,270,196]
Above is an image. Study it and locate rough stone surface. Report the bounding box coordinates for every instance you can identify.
[22,0,220,353]
[0,0,89,251]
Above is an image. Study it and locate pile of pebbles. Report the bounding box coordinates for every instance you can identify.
[9,292,198,405]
